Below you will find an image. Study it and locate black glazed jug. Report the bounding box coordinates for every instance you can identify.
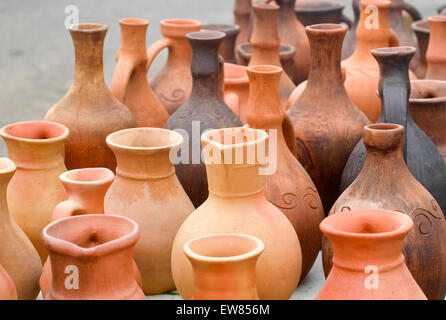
[340,46,446,217]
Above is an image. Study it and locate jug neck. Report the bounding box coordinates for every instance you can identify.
[373,47,415,161]
[306,24,347,91]
[69,24,108,91]
[354,1,393,56]
[187,31,224,102]
[117,19,148,62]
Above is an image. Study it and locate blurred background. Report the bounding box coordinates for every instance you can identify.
[0,0,443,156]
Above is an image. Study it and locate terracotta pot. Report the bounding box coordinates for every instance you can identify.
[39,167,123,298]
[287,24,369,214]
[0,121,68,262]
[164,31,242,208]
[146,19,201,115]
[345,0,422,63]
[274,0,310,85]
[341,47,446,218]
[184,233,264,300]
[342,0,417,123]
[111,18,168,127]
[342,0,360,60]
[294,0,353,28]
[233,0,251,54]
[236,42,296,83]
[0,264,16,300]
[410,79,446,162]
[202,23,240,64]
[44,24,136,171]
[318,209,427,300]
[426,16,446,80]
[246,65,323,281]
[104,128,194,295]
[237,3,296,108]
[171,127,302,300]
[42,214,145,300]
[411,20,429,79]
[0,158,41,300]
[325,123,446,300]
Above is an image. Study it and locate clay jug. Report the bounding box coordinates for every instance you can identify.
[287,24,369,214]
[273,0,310,85]
[410,79,446,162]
[104,128,195,295]
[342,0,405,123]
[0,264,16,300]
[0,158,41,300]
[202,23,240,64]
[111,18,168,127]
[237,3,296,108]
[39,167,119,298]
[233,0,251,54]
[318,209,427,300]
[184,233,264,300]
[294,0,353,29]
[146,19,201,115]
[340,47,446,217]
[164,30,242,208]
[412,20,429,79]
[42,214,145,300]
[0,121,68,262]
[246,65,324,281]
[325,123,446,300]
[171,127,302,300]
[44,24,136,171]
[426,16,446,80]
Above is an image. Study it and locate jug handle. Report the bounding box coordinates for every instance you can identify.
[341,15,353,29]
[110,58,136,103]
[146,38,172,73]
[282,113,298,158]
[403,3,422,22]
[51,200,86,222]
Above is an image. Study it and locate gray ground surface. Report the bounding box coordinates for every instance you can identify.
[0,0,443,300]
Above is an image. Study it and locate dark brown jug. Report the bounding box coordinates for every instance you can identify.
[246,65,324,281]
[164,31,242,208]
[202,23,240,64]
[340,47,446,218]
[323,123,446,300]
[294,0,353,28]
[411,20,429,79]
[44,24,136,171]
[275,0,310,85]
[287,24,369,214]
[410,80,446,163]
